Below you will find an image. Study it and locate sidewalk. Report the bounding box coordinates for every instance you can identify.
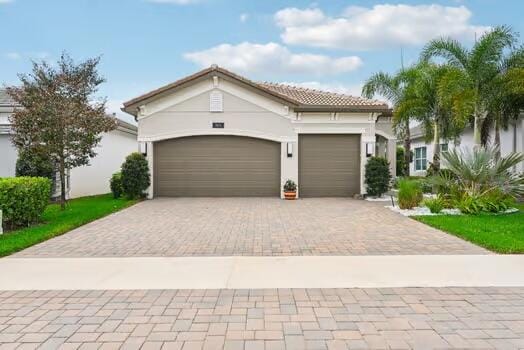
[1,255,523,290]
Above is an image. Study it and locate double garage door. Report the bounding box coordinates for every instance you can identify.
[154,135,360,197]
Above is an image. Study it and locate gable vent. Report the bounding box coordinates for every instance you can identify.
[210,91,223,112]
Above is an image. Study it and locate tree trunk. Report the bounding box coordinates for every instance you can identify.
[403,119,411,177]
[59,160,66,210]
[432,121,440,172]
[473,108,487,148]
[494,116,501,159]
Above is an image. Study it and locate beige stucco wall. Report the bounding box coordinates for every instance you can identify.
[136,76,395,197]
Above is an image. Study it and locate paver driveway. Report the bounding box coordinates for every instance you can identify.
[14,198,487,257]
[1,287,524,350]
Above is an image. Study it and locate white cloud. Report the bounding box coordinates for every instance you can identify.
[274,7,325,27]
[275,4,490,50]
[184,42,362,76]
[0,0,13,3]
[146,0,199,4]
[239,13,249,23]
[4,52,21,60]
[105,99,136,124]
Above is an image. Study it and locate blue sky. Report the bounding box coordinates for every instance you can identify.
[1,0,523,123]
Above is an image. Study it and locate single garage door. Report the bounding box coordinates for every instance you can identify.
[154,136,280,197]
[299,134,360,197]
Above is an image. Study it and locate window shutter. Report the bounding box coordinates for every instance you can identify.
[210,91,223,112]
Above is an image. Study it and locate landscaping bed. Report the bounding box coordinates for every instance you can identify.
[0,194,138,257]
[414,203,524,254]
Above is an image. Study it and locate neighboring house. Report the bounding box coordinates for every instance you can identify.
[0,89,138,198]
[409,115,524,176]
[123,65,395,198]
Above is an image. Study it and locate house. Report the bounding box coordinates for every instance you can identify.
[409,116,524,176]
[123,65,395,198]
[0,89,138,198]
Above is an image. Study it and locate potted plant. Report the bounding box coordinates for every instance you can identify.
[283,179,297,200]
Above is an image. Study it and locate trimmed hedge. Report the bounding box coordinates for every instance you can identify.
[110,172,124,198]
[365,157,391,197]
[0,177,51,230]
[121,152,150,199]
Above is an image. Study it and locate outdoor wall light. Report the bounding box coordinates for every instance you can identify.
[366,142,374,157]
[139,142,147,156]
[287,143,293,158]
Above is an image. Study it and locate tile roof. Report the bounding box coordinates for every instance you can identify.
[259,82,387,108]
[123,66,389,115]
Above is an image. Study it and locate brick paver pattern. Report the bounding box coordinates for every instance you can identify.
[1,287,523,349]
[14,198,487,257]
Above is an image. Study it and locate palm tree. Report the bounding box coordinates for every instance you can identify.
[395,63,463,172]
[421,26,518,147]
[362,71,415,176]
[485,46,524,157]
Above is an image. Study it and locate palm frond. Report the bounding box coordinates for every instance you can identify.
[421,38,469,69]
[361,72,399,103]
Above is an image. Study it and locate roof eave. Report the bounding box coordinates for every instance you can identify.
[122,67,301,117]
[294,105,391,113]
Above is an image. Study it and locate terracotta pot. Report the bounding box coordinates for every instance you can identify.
[284,191,297,200]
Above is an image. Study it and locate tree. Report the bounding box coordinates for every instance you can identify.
[362,70,415,176]
[421,26,518,147]
[15,148,54,180]
[395,63,463,172]
[484,47,524,157]
[7,53,116,209]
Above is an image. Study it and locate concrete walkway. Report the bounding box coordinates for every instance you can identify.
[1,255,523,290]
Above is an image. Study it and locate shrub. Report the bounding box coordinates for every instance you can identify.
[423,196,445,213]
[396,146,406,177]
[416,178,433,194]
[479,190,515,213]
[110,172,123,198]
[283,179,297,192]
[0,177,51,230]
[365,157,391,197]
[15,150,54,179]
[455,193,484,215]
[397,179,423,209]
[121,152,150,199]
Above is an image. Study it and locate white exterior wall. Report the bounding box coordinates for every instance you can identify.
[136,76,396,198]
[0,134,17,177]
[410,119,524,175]
[69,128,138,198]
[0,104,138,197]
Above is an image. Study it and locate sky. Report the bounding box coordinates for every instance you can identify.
[1,0,523,123]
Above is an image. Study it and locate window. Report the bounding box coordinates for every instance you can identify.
[414,147,427,171]
[440,143,448,153]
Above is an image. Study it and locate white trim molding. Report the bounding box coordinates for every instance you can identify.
[138,129,297,143]
[375,129,396,140]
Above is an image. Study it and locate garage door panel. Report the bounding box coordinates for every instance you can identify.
[154,136,280,197]
[299,134,360,197]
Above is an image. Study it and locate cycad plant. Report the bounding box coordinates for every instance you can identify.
[437,146,524,198]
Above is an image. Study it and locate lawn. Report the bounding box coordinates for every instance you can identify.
[415,203,524,253]
[0,194,138,257]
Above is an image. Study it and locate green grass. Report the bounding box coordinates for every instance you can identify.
[415,203,524,253]
[0,194,138,257]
